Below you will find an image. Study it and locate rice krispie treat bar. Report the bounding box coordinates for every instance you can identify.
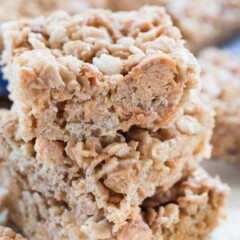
[2,166,227,240]
[199,48,240,163]
[0,93,214,231]
[92,0,240,53]
[1,6,200,141]
[0,226,26,240]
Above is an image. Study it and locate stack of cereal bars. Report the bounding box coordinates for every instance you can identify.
[0,6,228,239]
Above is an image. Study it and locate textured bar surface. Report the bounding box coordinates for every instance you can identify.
[2,6,200,141]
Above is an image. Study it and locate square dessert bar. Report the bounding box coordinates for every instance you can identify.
[2,6,200,141]
[0,93,213,232]
[199,48,240,163]
[1,163,228,240]
[92,0,240,53]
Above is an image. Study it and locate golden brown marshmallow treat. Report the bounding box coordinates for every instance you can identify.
[0,93,214,232]
[92,0,240,53]
[0,226,26,240]
[1,6,200,141]
[199,48,240,164]
[1,165,228,240]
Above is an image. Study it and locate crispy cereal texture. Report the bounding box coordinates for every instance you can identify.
[2,166,228,240]
[2,6,200,141]
[0,92,213,231]
[199,48,240,163]
[92,0,240,52]
[0,226,26,240]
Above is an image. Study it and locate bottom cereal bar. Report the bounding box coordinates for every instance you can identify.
[0,226,26,240]
[199,48,240,163]
[0,94,213,231]
[1,164,227,240]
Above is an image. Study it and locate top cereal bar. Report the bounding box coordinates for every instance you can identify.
[2,6,200,141]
